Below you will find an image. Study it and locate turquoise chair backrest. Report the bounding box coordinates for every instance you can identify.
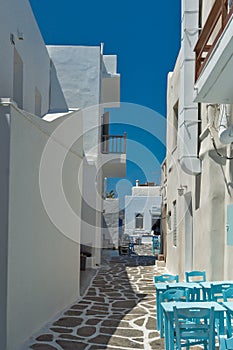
[185,270,206,283]
[211,283,233,302]
[223,287,233,302]
[173,306,215,350]
[161,288,188,302]
[154,273,179,283]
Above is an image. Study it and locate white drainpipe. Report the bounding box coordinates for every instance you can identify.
[218,104,233,144]
[178,0,201,175]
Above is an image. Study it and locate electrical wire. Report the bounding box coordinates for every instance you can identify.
[209,131,233,160]
[205,103,233,160]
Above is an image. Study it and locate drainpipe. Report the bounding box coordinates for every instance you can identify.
[0,98,11,350]
[218,104,233,144]
[178,0,201,175]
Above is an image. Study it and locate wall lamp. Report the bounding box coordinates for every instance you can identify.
[177,185,188,196]
[10,30,24,45]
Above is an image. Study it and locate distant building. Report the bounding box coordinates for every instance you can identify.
[124,180,162,236]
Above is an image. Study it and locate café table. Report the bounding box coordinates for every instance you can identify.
[222,301,233,337]
[154,282,202,333]
[161,301,226,350]
[200,281,233,301]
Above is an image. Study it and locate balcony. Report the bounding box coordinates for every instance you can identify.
[194,0,233,103]
[101,133,126,154]
[100,133,126,178]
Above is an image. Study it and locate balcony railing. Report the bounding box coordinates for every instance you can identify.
[194,0,233,81]
[101,133,126,154]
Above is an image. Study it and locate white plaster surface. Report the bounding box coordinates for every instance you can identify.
[103,198,120,248]
[47,46,101,110]
[0,0,51,115]
[7,105,83,350]
[132,186,161,197]
[47,46,102,161]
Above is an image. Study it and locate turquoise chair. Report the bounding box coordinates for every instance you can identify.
[185,270,206,283]
[211,284,233,338]
[223,288,233,337]
[211,283,233,302]
[219,335,233,349]
[173,306,215,350]
[185,271,206,301]
[223,287,233,302]
[154,273,179,283]
[159,288,189,337]
[154,274,179,332]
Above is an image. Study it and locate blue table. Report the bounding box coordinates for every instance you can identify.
[161,301,226,350]
[200,281,233,301]
[154,282,202,333]
[222,302,233,337]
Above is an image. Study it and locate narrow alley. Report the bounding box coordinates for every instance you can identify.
[26,244,166,350]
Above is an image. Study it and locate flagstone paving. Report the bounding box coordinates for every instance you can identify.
[25,243,167,350]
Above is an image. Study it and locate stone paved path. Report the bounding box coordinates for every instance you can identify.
[25,243,167,350]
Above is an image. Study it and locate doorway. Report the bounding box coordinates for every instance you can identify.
[13,49,23,109]
[184,192,193,271]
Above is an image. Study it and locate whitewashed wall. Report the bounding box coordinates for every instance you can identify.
[47,46,101,159]
[0,0,50,115]
[166,55,183,276]
[103,199,119,248]
[193,0,228,280]
[7,105,83,350]
[47,47,104,266]
[132,186,160,197]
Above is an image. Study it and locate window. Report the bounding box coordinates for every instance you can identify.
[173,201,177,247]
[135,213,143,229]
[199,0,203,31]
[173,100,179,149]
[167,210,172,230]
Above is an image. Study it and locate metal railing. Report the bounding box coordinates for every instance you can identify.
[101,132,126,154]
[194,0,233,81]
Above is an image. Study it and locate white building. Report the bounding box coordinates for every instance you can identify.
[164,0,233,281]
[47,45,126,267]
[0,0,126,349]
[125,181,162,236]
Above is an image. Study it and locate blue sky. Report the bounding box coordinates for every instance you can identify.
[30,0,181,206]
